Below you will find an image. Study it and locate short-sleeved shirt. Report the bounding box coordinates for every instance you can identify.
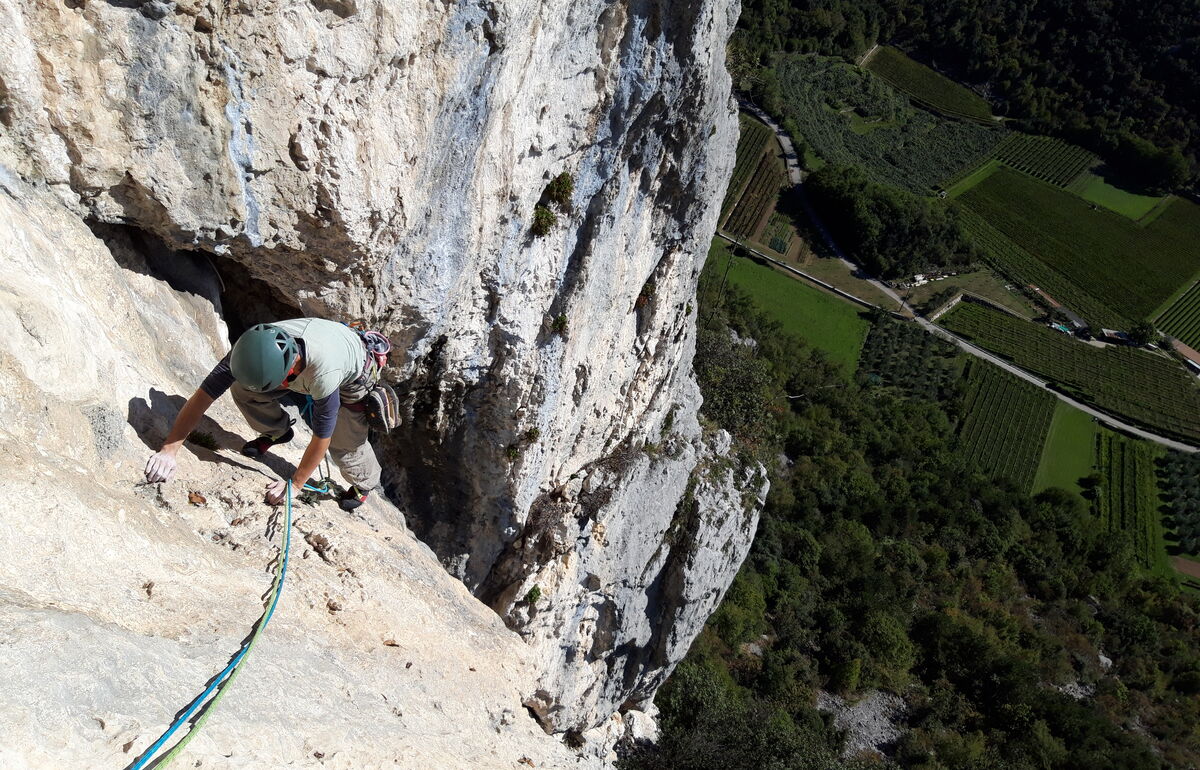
[201,318,366,438]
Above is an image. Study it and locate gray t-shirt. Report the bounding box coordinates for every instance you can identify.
[200,318,365,438]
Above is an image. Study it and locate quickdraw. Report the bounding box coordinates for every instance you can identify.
[126,480,293,770]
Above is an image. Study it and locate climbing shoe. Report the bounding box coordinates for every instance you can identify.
[339,485,369,512]
[240,426,294,458]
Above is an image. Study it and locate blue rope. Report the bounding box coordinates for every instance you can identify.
[128,481,293,769]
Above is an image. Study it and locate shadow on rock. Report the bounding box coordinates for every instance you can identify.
[127,389,294,478]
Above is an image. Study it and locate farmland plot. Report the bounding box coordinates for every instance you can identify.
[956,361,1055,491]
[1156,282,1200,350]
[940,302,1200,443]
[959,168,1200,322]
[720,114,774,223]
[775,53,1003,194]
[990,134,1096,188]
[1095,434,1170,576]
[864,46,994,123]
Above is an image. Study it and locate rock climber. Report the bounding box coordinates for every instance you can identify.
[144,318,383,511]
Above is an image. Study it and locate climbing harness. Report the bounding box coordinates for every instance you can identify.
[126,481,294,770]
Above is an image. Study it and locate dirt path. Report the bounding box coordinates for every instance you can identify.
[1172,556,1200,580]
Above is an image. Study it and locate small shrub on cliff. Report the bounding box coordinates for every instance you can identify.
[523,584,542,604]
[551,313,568,335]
[545,172,574,209]
[531,205,557,236]
[187,430,219,451]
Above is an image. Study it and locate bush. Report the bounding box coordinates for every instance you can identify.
[551,314,568,335]
[531,205,556,236]
[545,172,574,208]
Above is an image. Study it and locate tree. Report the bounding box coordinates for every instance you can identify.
[1128,321,1155,346]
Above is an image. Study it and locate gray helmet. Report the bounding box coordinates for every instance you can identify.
[230,324,299,392]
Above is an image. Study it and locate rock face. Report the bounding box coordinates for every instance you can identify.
[0,174,596,768]
[0,0,760,742]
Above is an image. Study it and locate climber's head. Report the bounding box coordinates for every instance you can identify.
[230,324,300,392]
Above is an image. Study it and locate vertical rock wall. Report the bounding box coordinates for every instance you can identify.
[0,0,760,733]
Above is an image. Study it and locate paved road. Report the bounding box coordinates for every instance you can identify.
[737,98,912,314]
[734,96,1200,454]
[918,317,1200,453]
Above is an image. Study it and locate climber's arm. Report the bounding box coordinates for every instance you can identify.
[145,387,216,483]
[159,388,217,454]
[292,434,333,487]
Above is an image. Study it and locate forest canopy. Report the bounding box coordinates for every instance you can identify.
[732,0,1200,190]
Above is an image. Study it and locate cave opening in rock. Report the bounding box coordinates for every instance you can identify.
[87,221,303,341]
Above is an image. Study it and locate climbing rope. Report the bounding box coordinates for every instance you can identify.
[127,480,294,770]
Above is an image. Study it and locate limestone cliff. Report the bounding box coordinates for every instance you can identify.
[0,0,762,754]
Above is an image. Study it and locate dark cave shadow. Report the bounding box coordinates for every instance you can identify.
[126,389,295,479]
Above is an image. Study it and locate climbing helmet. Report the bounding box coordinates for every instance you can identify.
[230,323,300,392]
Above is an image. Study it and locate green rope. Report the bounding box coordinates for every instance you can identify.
[128,481,293,769]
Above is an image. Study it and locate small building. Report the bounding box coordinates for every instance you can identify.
[1099,328,1132,344]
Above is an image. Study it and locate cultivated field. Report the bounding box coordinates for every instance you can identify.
[940,302,1200,442]
[955,207,1128,329]
[990,134,1096,187]
[1155,282,1200,349]
[714,242,870,373]
[864,46,994,123]
[857,317,961,400]
[723,149,788,240]
[761,213,795,256]
[775,53,1003,193]
[1159,452,1200,578]
[956,361,1055,491]
[959,168,1200,322]
[720,114,774,223]
[1095,434,1170,577]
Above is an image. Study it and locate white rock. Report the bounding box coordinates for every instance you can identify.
[0,0,759,749]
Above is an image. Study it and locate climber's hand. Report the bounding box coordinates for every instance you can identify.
[265,478,289,505]
[145,451,178,484]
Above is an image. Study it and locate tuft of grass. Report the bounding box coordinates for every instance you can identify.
[523,584,542,604]
[551,314,568,335]
[531,205,557,237]
[187,430,219,451]
[505,444,521,461]
[521,427,541,443]
[545,172,574,209]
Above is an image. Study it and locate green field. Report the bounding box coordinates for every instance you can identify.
[1095,433,1171,577]
[724,148,787,239]
[1033,401,1098,496]
[956,361,1055,491]
[990,133,1096,188]
[721,114,774,223]
[775,53,1003,193]
[956,206,1128,329]
[940,302,1200,442]
[1155,281,1200,349]
[857,317,961,400]
[865,46,994,123]
[959,167,1200,322]
[1073,174,1166,220]
[715,242,869,372]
